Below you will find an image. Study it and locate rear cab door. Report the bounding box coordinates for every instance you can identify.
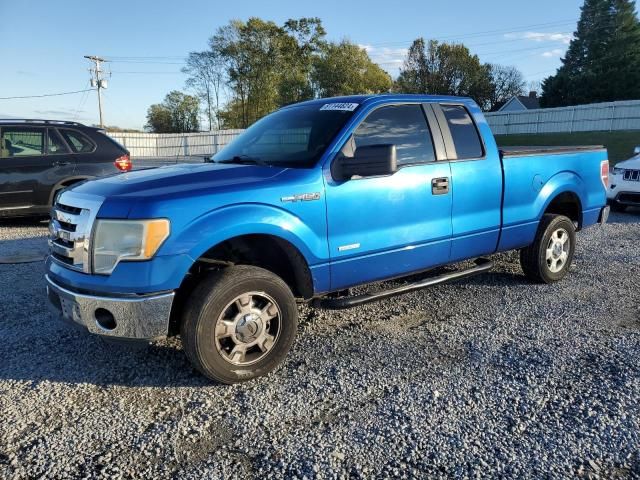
[431,102,503,261]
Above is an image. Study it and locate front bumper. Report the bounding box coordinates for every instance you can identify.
[607,175,640,205]
[45,275,174,341]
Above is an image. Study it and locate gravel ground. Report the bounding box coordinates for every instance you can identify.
[0,212,639,479]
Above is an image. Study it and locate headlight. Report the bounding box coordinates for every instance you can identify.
[92,219,170,274]
[612,167,625,175]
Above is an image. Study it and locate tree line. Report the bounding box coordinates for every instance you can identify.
[146,0,640,132]
[145,17,526,132]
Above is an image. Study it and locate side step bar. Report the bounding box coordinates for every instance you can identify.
[315,258,494,310]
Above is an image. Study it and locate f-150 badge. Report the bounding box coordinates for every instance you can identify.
[281,192,321,203]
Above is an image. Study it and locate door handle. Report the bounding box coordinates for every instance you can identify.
[53,160,71,167]
[431,177,449,195]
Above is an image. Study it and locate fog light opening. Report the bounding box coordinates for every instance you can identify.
[95,308,117,331]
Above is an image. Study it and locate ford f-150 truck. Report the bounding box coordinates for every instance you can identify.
[45,95,610,383]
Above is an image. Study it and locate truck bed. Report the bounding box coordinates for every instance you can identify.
[500,145,605,157]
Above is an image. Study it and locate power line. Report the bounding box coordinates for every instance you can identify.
[0,88,95,100]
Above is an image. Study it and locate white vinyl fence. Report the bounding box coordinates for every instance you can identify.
[486,99,640,135]
[106,130,244,160]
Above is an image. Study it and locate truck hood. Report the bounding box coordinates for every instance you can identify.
[71,162,288,199]
[615,154,640,170]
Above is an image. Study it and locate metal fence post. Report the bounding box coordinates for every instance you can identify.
[183,136,189,157]
[610,105,616,132]
[569,108,575,134]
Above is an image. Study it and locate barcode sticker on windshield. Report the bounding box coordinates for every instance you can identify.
[320,103,359,111]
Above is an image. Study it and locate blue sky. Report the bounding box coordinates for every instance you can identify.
[0,0,601,129]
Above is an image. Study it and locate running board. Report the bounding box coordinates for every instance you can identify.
[315,258,494,310]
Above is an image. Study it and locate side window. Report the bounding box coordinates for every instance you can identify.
[0,127,44,157]
[59,129,94,153]
[347,104,435,166]
[441,105,483,160]
[47,129,69,154]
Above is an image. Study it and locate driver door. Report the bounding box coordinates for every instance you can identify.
[325,103,453,290]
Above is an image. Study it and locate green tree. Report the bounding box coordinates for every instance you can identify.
[145,91,200,133]
[394,39,493,108]
[279,18,326,105]
[541,0,640,107]
[211,18,296,128]
[311,40,392,97]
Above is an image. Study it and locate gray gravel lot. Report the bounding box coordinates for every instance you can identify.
[1,212,639,478]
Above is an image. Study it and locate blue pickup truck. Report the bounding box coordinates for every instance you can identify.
[46,95,610,383]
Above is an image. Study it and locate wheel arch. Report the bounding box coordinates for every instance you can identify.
[537,172,587,229]
[191,233,315,300]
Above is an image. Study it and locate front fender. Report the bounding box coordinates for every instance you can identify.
[160,203,327,266]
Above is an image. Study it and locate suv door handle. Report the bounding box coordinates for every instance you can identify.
[431,177,449,195]
[53,160,71,166]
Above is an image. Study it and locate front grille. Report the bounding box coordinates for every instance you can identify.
[623,169,640,182]
[56,203,83,215]
[48,191,104,273]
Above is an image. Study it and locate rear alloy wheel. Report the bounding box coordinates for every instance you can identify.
[520,214,576,283]
[181,265,298,384]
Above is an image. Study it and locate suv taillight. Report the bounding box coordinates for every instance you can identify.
[601,160,609,189]
[115,154,132,172]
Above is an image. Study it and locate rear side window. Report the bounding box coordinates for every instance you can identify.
[59,129,95,153]
[0,127,44,157]
[47,129,69,154]
[350,104,435,166]
[441,105,483,160]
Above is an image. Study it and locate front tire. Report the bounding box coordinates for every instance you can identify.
[520,214,576,284]
[181,265,298,384]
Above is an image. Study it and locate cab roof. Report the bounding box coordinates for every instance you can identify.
[286,94,474,109]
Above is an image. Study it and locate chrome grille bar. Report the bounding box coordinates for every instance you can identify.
[48,190,104,273]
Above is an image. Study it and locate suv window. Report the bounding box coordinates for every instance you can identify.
[0,127,44,158]
[59,129,94,153]
[441,105,483,160]
[47,129,69,154]
[349,104,435,166]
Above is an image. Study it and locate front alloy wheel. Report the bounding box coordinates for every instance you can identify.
[181,265,298,384]
[214,292,281,366]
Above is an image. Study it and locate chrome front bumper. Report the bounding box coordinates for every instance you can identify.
[45,275,174,341]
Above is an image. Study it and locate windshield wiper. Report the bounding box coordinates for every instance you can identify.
[216,155,268,166]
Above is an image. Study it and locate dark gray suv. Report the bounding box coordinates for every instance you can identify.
[0,119,131,218]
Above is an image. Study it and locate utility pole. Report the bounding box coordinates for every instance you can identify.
[84,55,108,128]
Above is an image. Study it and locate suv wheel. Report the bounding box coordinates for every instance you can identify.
[181,265,298,384]
[520,214,576,284]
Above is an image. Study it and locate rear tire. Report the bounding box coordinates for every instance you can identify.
[520,214,576,284]
[180,265,298,384]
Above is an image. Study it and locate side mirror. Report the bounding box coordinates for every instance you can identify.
[335,144,397,180]
[634,146,640,155]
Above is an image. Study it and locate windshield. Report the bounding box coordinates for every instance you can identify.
[212,103,357,168]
